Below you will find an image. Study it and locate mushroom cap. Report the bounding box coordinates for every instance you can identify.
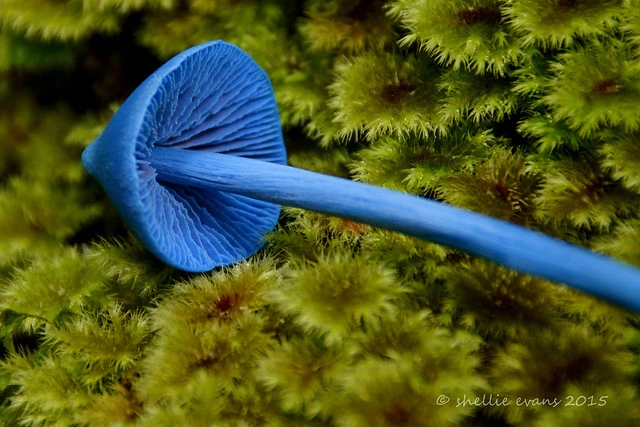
[82,41,286,272]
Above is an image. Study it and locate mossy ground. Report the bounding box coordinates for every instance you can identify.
[1,1,640,425]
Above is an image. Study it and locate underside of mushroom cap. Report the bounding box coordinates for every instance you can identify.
[82,40,286,272]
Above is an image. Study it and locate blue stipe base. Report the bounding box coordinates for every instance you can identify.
[82,41,286,272]
[151,147,640,312]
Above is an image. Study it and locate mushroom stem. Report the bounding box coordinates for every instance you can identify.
[150,146,640,312]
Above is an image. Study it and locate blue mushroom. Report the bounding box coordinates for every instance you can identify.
[82,41,286,272]
[82,40,640,312]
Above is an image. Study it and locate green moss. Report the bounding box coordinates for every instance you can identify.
[329,50,443,141]
[543,40,640,137]
[439,148,541,226]
[389,0,522,75]
[1,1,640,425]
[503,0,623,48]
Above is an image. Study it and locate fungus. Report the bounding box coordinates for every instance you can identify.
[82,41,640,311]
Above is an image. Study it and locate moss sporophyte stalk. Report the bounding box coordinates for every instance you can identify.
[3,1,640,426]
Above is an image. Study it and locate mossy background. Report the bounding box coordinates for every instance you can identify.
[1,0,640,425]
